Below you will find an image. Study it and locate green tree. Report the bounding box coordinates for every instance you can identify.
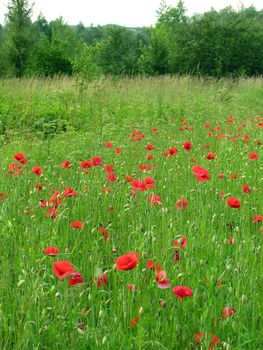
[0,25,10,77]
[95,26,140,75]
[140,1,188,75]
[72,44,100,89]
[27,17,83,76]
[33,13,51,39]
[139,26,169,75]
[5,0,33,76]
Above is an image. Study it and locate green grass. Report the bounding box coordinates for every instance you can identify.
[0,76,262,350]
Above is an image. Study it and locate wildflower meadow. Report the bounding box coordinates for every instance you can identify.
[0,76,262,349]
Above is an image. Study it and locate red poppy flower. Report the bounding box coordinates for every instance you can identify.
[172,286,193,301]
[14,153,27,164]
[173,236,187,249]
[227,197,241,208]
[91,157,102,166]
[252,215,263,223]
[195,168,210,182]
[49,190,62,208]
[131,316,139,328]
[146,154,154,160]
[104,165,113,173]
[151,127,158,132]
[99,226,111,240]
[149,195,162,206]
[43,246,60,256]
[97,274,108,287]
[192,165,204,173]
[32,166,42,177]
[35,182,43,190]
[46,207,58,219]
[194,333,220,350]
[64,188,78,197]
[99,226,107,235]
[217,173,225,179]
[139,164,151,172]
[68,272,83,285]
[242,134,249,143]
[180,118,188,124]
[80,160,93,168]
[104,142,113,148]
[131,130,144,142]
[146,144,154,150]
[144,177,155,189]
[146,260,162,272]
[54,260,75,279]
[8,163,21,176]
[115,148,122,154]
[146,260,154,270]
[169,147,178,156]
[60,160,71,168]
[106,171,117,182]
[127,284,135,291]
[71,221,84,229]
[175,198,188,210]
[102,186,111,193]
[116,252,139,271]
[249,152,258,160]
[242,184,251,193]
[155,270,170,289]
[206,152,216,160]
[183,142,192,151]
[124,175,134,182]
[164,146,177,157]
[228,236,238,244]
[222,306,236,318]
[131,180,147,192]
[39,199,47,208]
[231,173,238,179]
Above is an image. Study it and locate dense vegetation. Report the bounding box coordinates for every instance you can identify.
[0,76,263,141]
[0,76,262,349]
[1,1,263,79]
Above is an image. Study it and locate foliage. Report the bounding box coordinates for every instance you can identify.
[0,76,263,139]
[1,1,263,78]
[72,44,101,89]
[5,0,33,77]
[27,18,83,76]
[94,26,141,76]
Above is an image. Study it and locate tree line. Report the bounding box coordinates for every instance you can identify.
[1,0,263,79]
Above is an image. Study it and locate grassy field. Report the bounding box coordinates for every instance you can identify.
[0,76,262,349]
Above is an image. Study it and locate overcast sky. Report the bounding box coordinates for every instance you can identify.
[0,0,262,27]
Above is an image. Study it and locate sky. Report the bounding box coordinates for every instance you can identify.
[0,0,262,27]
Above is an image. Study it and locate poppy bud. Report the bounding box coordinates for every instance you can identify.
[160,300,166,308]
